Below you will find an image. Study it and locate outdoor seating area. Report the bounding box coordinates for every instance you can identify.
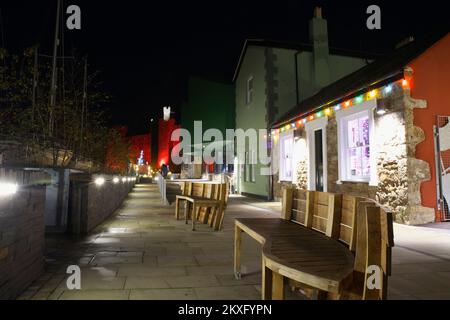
[175,181,229,231]
[234,187,394,300]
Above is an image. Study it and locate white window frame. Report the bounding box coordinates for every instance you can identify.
[279,131,294,182]
[335,99,378,186]
[246,76,254,105]
[305,116,328,192]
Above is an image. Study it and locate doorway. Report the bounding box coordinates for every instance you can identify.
[306,117,328,192]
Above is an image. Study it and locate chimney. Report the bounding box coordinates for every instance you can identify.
[309,6,330,90]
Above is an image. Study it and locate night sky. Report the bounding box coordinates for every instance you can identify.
[1,0,448,134]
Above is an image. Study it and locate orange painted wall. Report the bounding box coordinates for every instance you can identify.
[410,33,450,221]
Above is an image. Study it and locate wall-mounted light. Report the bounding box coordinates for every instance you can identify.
[376,106,387,115]
[154,176,159,181]
[122,177,127,183]
[113,177,119,184]
[0,182,18,196]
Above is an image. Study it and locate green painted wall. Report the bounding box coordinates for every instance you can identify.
[297,52,370,102]
[181,76,235,138]
[235,46,268,197]
[272,48,298,122]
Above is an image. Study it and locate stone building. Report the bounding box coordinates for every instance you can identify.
[270,31,450,225]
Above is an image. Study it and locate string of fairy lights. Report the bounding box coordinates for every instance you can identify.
[269,78,410,138]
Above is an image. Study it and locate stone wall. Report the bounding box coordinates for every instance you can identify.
[0,177,46,299]
[69,175,135,234]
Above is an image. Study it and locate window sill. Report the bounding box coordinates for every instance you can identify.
[337,179,370,184]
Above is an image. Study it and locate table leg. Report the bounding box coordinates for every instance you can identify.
[234,224,242,279]
[262,257,272,300]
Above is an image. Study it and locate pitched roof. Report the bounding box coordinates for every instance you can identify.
[232,39,382,82]
[272,31,450,128]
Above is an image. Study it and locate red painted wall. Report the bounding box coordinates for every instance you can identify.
[410,33,450,221]
[157,118,180,170]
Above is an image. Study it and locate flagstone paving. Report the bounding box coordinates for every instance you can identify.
[17,183,450,300]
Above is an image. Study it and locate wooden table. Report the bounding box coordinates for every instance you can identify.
[234,218,355,300]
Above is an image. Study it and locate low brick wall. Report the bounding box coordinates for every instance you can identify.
[0,185,46,300]
[69,175,136,234]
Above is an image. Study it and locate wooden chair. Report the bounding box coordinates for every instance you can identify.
[175,182,229,231]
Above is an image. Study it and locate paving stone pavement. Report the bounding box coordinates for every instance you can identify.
[17,183,450,300]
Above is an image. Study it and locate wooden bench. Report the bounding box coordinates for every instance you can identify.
[234,187,394,300]
[175,182,229,231]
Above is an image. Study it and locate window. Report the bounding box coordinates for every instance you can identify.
[337,103,376,183]
[279,133,294,181]
[246,76,253,105]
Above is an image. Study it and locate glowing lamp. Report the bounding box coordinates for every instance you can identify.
[302,119,307,124]
[291,123,295,128]
[154,176,159,181]
[122,177,127,183]
[344,101,351,108]
[334,104,341,111]
[384,85,392,94]
[324,108,331,116]
[368,90,377,99]
[94,177,105,186]
[402,79,409,88]
[309,115,314,121]
[355,95,364,104]
[0,183,18,196]
[376,107,386,115]
[113,177,119,184]
[316,111,322,118]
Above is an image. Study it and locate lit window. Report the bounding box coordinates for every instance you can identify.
[246,76,253,105]
[279,133,294,181]
[340,110,371,182]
